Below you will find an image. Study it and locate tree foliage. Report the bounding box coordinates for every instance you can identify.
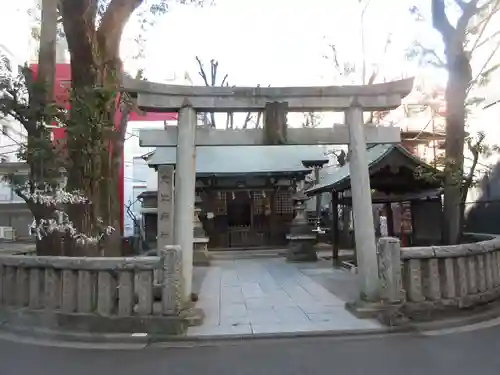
[0,0,207,256]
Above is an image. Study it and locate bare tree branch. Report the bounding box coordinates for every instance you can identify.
[472,29,500,52]
[195,56,217,127]
[484,98,500,109]
[417,41,447,67]
[220,74,228,87]
[242,112,252,129]
[456,0,480,38]
[468,39,500,93]
[463,131,486,202]
[468,0,500,49]
[195,56,210,86]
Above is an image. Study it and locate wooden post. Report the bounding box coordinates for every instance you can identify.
[331,190,340,264]
[385,202,395,237]
[314,167,321,223]
[270,189,277,246]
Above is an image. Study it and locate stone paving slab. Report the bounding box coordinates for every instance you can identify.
[188,258,381,337]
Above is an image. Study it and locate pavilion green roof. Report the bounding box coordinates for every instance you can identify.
[145,145,330,176]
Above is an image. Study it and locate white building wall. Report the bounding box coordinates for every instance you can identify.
[0,43,30,208]
[122,69,193,235]
[0,43,29,162]
[123,122,173,236]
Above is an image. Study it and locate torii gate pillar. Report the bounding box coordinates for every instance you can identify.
[173,103,197,301]
[346,101,379,301]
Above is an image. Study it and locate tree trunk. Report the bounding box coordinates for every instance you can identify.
[442,51,471,244]
[60,0,139,256]
[27,202,63,256]
[29,0,59,256]
[37,232,64,256]
[458,196,466,237]
[38,0,58,101]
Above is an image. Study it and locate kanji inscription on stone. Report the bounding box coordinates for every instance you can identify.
[157,165,175,248]
[160,192,172,202]
[159,230,170,238]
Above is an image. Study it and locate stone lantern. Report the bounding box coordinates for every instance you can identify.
[302,158,328,228]
[193,194,210,266]
[286,189,317,262]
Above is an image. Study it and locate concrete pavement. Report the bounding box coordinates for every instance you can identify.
[2,321,500,374]
[190,258,380,336]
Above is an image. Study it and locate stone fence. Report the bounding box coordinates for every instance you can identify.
[377,234,500,315]
[0,245,188,335]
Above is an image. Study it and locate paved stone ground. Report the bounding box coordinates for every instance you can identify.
[188,258,381,336]
[295,258,359,302]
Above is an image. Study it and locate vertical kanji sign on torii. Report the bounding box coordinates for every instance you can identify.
[121,77,414,304]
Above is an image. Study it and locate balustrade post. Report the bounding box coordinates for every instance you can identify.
[377,237,404,304]
[193,194,210,265]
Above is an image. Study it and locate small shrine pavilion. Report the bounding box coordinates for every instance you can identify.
[139,145,328,250]
[306,143,444,260]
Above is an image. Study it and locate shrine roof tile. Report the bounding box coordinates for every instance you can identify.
[307,143,436,195]
[145,145,329,176]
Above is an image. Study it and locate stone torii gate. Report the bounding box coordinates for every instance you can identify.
[121,77,414,304]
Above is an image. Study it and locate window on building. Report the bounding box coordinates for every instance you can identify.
[275,190,293,214]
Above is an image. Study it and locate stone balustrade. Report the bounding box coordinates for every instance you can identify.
[377,234,500,315]
[0,245,188,335]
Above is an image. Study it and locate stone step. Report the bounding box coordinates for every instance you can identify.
[210,249,286,260]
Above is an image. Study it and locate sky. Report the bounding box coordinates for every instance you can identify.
[117,0,448,128]
[128,0,444,87]
[0,1,33,62]
[0,0,445,87]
